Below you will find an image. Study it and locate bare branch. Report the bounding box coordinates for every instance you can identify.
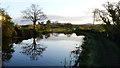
[22,4,47,25]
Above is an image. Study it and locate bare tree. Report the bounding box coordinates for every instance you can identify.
[22,4,47,30]
[92,8,100,26]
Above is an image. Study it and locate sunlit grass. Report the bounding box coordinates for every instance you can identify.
[51,28,67,32]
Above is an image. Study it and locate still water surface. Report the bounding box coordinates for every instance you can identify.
[3,33,84,66]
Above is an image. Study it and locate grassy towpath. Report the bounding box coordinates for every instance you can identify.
[75,31,120,66]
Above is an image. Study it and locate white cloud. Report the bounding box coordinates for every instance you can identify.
[13,15,94,25]
[53,0,119,17]
[2,0,120,25]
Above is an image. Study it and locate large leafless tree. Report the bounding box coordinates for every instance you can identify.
[22,4,47,30]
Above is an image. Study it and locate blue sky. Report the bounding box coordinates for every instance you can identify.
[0,0,119,25]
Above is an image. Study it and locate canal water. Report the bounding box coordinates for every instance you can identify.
[2,33,85,66]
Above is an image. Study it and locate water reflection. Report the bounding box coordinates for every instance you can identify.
[64,32,73,37]
[63,43,83,67]
[52,33,60,37]
[2,44,14,62]
[2,32,84,66]
[43,32,50,39]
[71,44,82,67]
[2,38,15,62]
[21,37,47,60]
[3,32,119,67]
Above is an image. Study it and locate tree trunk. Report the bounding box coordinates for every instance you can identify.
[33,21,36,30]
[33,21,36,38]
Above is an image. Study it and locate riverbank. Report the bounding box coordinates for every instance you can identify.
[74,30,120,67]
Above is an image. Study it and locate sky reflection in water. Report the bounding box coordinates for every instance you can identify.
[3,33,84,66]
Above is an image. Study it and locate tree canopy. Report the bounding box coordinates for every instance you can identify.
[22,4,47,29]
[93,1,120,41]
[0,7,16,37]
[93,1,120,25]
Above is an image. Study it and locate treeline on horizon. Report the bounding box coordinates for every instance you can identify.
[0,1,120,44]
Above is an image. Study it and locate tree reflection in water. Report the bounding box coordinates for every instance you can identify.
[52,33,59,37]
[2,44,15,62]
[71,44,82,67]
[21,37,47,60]
[2,38,16,62]
[43,32,51,39]
[63,44,82,67]
[64,33,72,37]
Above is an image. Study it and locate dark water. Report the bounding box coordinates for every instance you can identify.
[2,33,85,66]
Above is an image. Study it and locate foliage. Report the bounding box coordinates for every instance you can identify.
[74,31,120,66]
[2,21,16,37]
[44,25,51,31]
[46,20,51,25]
[2,38,15,61]
[15,24,22,30]
[93,2,120,25]
[93,1,120,42]
[1,7,16,37]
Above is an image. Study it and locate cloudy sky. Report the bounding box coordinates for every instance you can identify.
[0,0,119,25]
